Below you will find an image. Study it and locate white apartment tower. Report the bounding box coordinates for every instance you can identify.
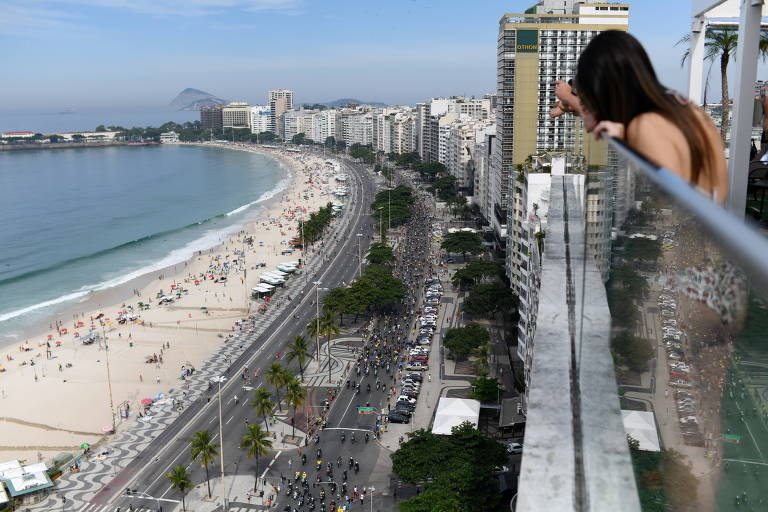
[268,89,294,137]
[250,105,271,135]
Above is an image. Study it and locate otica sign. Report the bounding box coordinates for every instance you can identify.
[516,30,539,53]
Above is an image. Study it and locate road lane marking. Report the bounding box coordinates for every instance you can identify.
[260,450,282,479]
[120,161,371,503]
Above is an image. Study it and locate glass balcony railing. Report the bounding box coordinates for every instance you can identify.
[581,139,768,511]
[518,136,768,511]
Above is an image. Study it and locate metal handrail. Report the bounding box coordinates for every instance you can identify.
[606,136,768,302]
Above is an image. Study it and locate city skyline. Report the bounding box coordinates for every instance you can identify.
[2,0,756,112]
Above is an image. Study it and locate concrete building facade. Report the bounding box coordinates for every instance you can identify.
[222,102,251,130]
[200,105,224,133]
[268,89,294,137]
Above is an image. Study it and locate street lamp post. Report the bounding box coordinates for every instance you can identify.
[356,233,363,278]
[211,375,228,510]
[377,207,384,240]
[314,282,322,364]
[101,324,116,433]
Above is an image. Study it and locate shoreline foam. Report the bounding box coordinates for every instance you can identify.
[0,145,289,336]
[0,143,335,462]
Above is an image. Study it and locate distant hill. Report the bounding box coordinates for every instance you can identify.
[321,98,387,108]
[169,88,228,111]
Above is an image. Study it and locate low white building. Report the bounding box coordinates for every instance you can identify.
[0,460,53,505]
[159,131,179,143]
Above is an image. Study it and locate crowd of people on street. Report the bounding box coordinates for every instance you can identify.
[274,160,437,512]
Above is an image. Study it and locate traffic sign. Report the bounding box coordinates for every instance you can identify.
[357,407,375,414]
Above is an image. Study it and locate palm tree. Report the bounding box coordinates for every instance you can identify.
[306,316,322,361]
[190,430,218,499]
[318,311,340,360]
[166,464,192,511]
[285,335,311,381]
[266,362,287,411]
[251,387,275,432]
[679,28,768,141]
[240,424,273,492]
[472,342,491,377]
[285,378,308,437]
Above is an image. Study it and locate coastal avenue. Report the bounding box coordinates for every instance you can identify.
[92,151,381,512]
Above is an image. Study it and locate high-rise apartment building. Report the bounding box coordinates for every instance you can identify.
[268,89,294,137]
[311,109,337,144]
[250,105,271,135]
[200,105,224,133]
[491,0,629,243]
[222,102,251,130]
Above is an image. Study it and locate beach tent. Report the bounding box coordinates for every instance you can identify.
[0,460,53,499]
[621,410,661,452]
[431,398,480,435]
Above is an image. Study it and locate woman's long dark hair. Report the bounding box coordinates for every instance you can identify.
[575,30,713,184]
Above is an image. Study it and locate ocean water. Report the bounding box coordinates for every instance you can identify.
[0,144,286,342]
[0,108,199,134]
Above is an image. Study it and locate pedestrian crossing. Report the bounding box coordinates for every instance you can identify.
[76,501,265,512]
[76,505,263,512]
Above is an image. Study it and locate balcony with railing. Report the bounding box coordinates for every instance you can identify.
[515,1,768,510]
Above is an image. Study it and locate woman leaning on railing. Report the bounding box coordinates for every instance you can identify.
[550,30,728,203]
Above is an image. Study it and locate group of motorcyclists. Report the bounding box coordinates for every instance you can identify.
[276,166,436,512]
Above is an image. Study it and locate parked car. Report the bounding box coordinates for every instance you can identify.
[406,362,428,371]
[388,412,410,424]
[405,373,423,382]
[397,396,417,405]
[506,442,523,454]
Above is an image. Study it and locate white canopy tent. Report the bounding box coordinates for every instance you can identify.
[621,410,661,452]
[431,397,480,435]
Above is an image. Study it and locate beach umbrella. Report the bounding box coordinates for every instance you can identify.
[79,443,90,449]
[55,341,62,346]
[102,426,114,433]
[61,328,68,334]
[140,398,154,405]
[47,334,53,340]
[76,321,85,327]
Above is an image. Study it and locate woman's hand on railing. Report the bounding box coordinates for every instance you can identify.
[593,120,625,141]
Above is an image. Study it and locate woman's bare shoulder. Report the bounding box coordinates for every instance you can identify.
[627,112,679,140]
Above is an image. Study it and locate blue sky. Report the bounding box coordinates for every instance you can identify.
[0,0,754,111]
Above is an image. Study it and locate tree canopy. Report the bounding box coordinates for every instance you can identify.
[451,260,501,289]
[412,161,447,181]
[469,377,501,402]
[366,242,395,265]
[441,231,483,260]
[612,331,654,372]
[351,264,406,310]
[429,175,459,201]
[299,203,334,245]
[462,282,518,318]
[349,143,376,164]
[443,322,490,360]
[371,185,415,228]
[624,237,661,262]
[391,422,508,512]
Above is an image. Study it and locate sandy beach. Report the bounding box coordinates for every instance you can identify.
[0,143,344,463]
